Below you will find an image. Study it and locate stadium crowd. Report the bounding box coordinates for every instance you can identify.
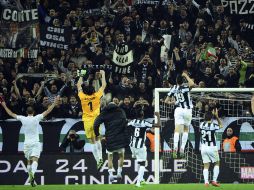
[0,0,254,120]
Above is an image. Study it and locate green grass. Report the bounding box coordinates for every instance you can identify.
[0,184,254,190]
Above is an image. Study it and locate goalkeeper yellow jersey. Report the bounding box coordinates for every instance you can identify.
[78,88,103,119]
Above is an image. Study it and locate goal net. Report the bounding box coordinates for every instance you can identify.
[154,88,254,184]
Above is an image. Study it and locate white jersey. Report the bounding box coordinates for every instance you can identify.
[199,121,219,147]
[167,85,193,109]
[16,114,44,144]
[128,119,153,149]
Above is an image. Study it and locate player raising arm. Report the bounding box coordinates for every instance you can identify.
[77,70,106,170]
[128,110,161,187]
[164,72,195,158]
[0,96,59,187]
[200,108,223,187]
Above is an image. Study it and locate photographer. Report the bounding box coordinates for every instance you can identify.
[60,130,85,153]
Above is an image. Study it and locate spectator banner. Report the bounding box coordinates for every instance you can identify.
[221,0,254,15]
[112,43,134,75]
[0,153,254,184]
[134,0,171,5]
[40,25,71,50]
[0,117,253,153]
[83,9,102,16]
[0,6,39,58]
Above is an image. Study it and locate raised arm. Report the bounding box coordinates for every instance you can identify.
[35,81,45,100]
[153,112,161,128]
[12,80,21,100]
[100,70,106,92]
[0,101,17,119]
[213,108,223,128]
[42,96,59,118]
[182,72,195,88]
[77,77,83,93]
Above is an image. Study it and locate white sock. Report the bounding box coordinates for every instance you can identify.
[27,165,31,173]
[203,169,209,184]
[181,132,188,150]
[173,132,180,150]
[31,161,38,175]
[213,165,220,182]
[138,166,145,183]
[117,167,122,175]
[96,141,102,160]
[91,143,99,163]
[108,168,114,177]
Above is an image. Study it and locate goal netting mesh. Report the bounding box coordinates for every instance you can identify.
[157,90,254,184]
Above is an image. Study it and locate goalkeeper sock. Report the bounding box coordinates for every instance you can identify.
[138,166,145,183]
[31,161,38,175]
[203,169,209,184]
[181,132,188,150]
[96,140,102,160]
[213,165,220,182]
[91,144,99,163]
[173,132,180,150]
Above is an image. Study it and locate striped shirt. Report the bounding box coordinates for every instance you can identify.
[167,85,193,109]
[128,119,153,148]
[199,121,219,147]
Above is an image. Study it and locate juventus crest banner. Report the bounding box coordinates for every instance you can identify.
[112,42,134,75]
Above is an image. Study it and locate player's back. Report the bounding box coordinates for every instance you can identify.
[168,84,193,109]
[17,114,43,144]
[78,88,103,118]
[128,119,153,148]
[200,121,219,147]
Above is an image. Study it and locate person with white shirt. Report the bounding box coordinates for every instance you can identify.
[0,96,58,187]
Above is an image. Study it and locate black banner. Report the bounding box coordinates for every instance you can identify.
[112,43,134,75]
[0,153,253,184]
[40,25,71,50]
[221,0,254,15]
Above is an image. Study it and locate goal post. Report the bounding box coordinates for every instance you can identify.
[154,88,254,184]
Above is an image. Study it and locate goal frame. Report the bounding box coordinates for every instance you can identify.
[154,88,254,184]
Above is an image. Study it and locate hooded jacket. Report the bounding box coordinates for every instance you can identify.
[94,103,128,151]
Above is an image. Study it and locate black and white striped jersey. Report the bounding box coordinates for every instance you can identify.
[128,119,153,148]
[199,121,220,146]
[168,85,193,109]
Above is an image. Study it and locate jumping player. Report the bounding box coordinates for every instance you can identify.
[165,72,194,158]
[77,70,106,169]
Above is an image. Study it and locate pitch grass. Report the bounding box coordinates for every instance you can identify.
[0,184,254,190]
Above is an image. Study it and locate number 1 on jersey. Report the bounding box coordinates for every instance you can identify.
[88,101,93,111]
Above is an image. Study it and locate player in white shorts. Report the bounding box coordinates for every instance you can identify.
[165,72,194,158]
[199,108,222,187]
[128,110,160,187]
[0,96,58,187]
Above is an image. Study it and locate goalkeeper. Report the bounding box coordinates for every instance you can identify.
[77,69,106,170]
